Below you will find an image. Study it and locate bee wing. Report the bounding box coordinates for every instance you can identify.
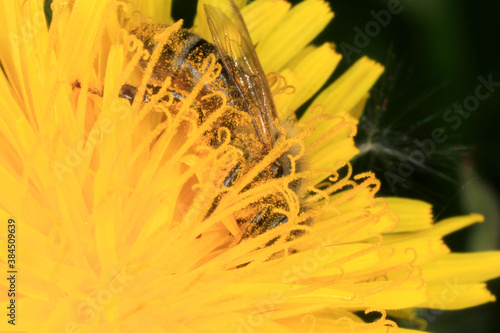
[204,1,277,153]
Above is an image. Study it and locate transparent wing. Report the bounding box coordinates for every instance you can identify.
[204,1,277,153]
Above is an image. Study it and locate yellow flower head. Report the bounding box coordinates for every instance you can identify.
[0,0,499,332]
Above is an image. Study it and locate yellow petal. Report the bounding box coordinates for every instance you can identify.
[273,68,301,120]
[385,237,449,267]
[384,214,484,244]
[302,56,384,121]
[303,118,359,179]
[132,0,173,24]
[242,0,291,44]
[423,282,495,310]
[385,197,433,233]
[286,43,342,112]
[57,0,114,81]
[256,0,333,72]
[421,252,500,284]
[0,0,48,125]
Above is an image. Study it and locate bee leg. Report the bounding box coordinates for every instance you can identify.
[241,207,271,238]
[222,163,241,187]
[241,208,289,244]
[268,161,283,178]
[248,209,288,233]
[204,193,222,219]
[71,80,81,89]
[266,212,288,230]
[119,84,137,104]
[204,163,242,219]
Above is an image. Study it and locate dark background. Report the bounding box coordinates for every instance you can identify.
[171,0,500,331]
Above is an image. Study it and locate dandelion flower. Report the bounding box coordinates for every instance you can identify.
[0,0,499,332]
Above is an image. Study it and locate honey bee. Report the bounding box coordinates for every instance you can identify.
[121,0,298,240]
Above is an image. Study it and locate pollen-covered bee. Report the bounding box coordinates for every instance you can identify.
[121,0,299,240]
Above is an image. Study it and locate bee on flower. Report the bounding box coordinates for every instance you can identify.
[0,0,498,332]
